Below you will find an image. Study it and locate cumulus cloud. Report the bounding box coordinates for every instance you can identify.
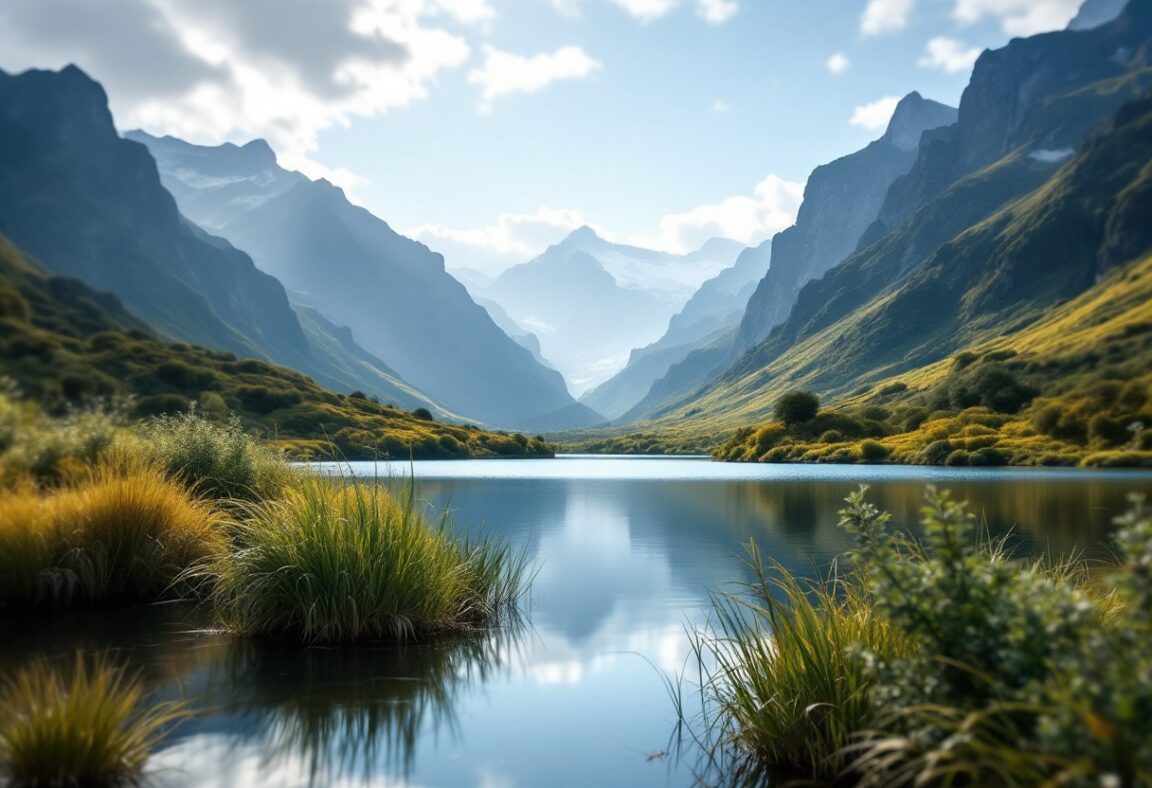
[918,36,982,73]
[635,175,805,254]
[696,0,739,24]
[468,44,601,111]
[861,0,915,35]
[952,0,1082,35]
[407,207,592,274]
[850,95,901,130]
[609,0,679,22]
[0,0,484,188]
[826,52,851,74]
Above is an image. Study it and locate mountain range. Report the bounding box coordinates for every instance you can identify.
[128,131,600,431]
[478,227,741,395]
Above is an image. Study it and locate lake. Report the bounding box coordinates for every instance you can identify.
[3,456,1150,787]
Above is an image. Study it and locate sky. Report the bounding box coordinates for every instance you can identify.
[0,0,1091,276]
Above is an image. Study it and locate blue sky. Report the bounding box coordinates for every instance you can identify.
[0,0,1090,273]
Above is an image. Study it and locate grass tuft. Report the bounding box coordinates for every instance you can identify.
[202,473,527,644]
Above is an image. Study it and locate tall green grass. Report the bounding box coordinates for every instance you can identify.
[203,474,528,644]
[691,545,907,785]
[0,653,187,786]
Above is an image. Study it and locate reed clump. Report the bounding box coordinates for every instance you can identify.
[203,474,527,644]
[0,653,187,786]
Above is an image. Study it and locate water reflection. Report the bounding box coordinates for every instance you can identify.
[2,460,1148,787]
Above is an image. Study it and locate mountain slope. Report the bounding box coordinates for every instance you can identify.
[0,65,448,416]
[0,233,553,459]
[735,92,957,353]
[129,132,599,431]
[663,87,1152,435]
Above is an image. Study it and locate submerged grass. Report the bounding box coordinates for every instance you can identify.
[203,473,528,644]
[693,545,907,785]
[0,653,187,786]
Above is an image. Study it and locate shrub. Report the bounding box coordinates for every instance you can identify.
[131,411,292,500]
[1,406,122,480]
[944,448,970,466]
[774,391,820,427]
[859,439,890,463]
[0,654,187,786]
[819,430,844,444]
[920,439,954,465]
[1088,413,1131,447]
[411,407,434,421]
[202,475,528,643]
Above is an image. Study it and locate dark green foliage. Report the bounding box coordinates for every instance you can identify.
[774,391,819,427]
[412,407,434,422]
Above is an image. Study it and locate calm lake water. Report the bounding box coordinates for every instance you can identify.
[3,456,1151,787]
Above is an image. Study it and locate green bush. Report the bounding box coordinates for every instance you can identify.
[859,439,890,462]
[774,391,819,427]
[131,411,292,500]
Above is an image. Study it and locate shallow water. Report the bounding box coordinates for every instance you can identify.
[3,456,1150,787]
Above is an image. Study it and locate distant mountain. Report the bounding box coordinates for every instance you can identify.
[481,227,742,395]
[638,2,1152,433]
[0,65,446,416]
[130,131,599,431]
[736,92,957,353]
[474,296,553,369]
[581,241,770,420]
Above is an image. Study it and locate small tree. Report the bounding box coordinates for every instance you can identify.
[774,390,819,427]
[412,407,434,422]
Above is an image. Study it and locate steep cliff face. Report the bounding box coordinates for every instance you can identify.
[735,92,957,352]
[873,2,1152,234]
[132,132,600,431]
[0,66,309,365]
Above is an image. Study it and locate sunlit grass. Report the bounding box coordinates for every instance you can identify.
[203,473,528,644]
[692,544,908,784]
[0,653,187,786]
[0,461,224,607]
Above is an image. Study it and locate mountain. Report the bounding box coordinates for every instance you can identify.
[642,2,1152,434]
[1069,0,1129,31]
[0,65,451,417]
[0,233,553,459]
[474,296,553,369]
[581,241,770,420]
[480,228,742,395]
[735,92,958,353]
[129,131,599,431]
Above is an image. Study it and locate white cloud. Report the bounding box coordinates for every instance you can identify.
[635,174,805,254]
[861,0,915,36]
[850,95,901,130]
[918,36,981,73]
[610,0,679,22]
[696,0,738,24]
[952,0,1082,35]
[407,207,592,274]
[0,0,479,185]
[712,99,730,113]
[468,44,601,112]
[826,52,851,74]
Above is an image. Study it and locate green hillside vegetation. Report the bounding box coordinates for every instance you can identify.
[0,235,552,460]
[715,251,1152,467]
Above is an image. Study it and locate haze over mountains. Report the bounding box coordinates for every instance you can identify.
[129,131,601,431]
[478,227,741,394]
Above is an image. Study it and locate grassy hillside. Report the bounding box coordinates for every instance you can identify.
[714,250,1152,466]
[0,235,552,460]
